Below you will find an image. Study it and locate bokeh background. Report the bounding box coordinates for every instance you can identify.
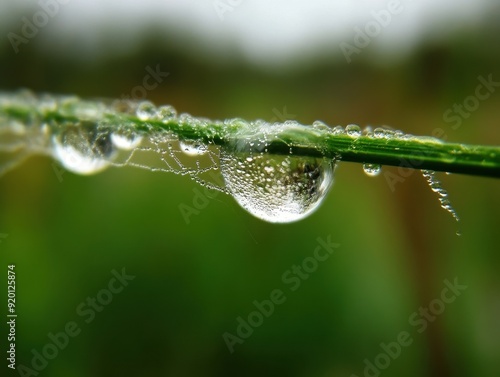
[1,1,499,376]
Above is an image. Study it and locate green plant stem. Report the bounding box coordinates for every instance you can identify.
[128,113,500,179]
[1,95,500,178]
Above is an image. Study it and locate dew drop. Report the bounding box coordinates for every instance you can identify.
[111,131,143,150]
[363,126,374,137]
[373,127,386,139]
[332,126,345,135]
[136,101,157,121]
[179,139,208,156]
[52,122,115,175]
[346,124,361,137]
[312,120,329,131]
[373,127,399,139]
[157,105,177,122]
[220,150,335,223]
[363,163,382,177]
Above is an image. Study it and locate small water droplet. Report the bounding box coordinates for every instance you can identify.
[136,101,157,121]
[52,122,115,175]
[346,124,361,137]
[179,139,207,156]
[363,163,382,177]
[221,150,335,223]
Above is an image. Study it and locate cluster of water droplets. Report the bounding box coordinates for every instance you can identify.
[308,123,461,230]
[0,90,56,175]
[318,123,414,141]
[114,101,226,194]
[0,92,214,177]
[310,123,415,178]
[421,169,461,233]
[0,91,463,226]
[49,98,148,175]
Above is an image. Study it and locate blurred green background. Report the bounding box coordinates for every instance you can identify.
[1,1,499,376]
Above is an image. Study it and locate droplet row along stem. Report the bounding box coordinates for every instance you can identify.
[2,93,500,178]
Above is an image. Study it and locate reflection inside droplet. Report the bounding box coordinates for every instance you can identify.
[363,163,382,177]
[52,122,115,175]
[221,150,335,223]
[179,139,208,156]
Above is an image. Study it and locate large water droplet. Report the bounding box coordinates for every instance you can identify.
[52,122,115,175]
[179,139,208,156]
[220,151,335,223]
[111,130,142,150]
[363,163,382,177]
